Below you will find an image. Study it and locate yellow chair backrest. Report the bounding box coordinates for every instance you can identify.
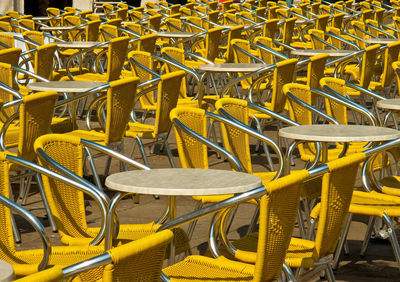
[105,36,130,81]
[314,153,367,258]
[170,107,208,169]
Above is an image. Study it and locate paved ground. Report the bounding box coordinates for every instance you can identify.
[11,116,400,281]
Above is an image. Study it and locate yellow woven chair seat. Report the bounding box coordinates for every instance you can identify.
[65,129,109,146]
[290,42,312,49]
[309,190,400,219]
[350,190,400,217]
[58,48,79,57]
[68,73,109,82]
[248,101,289,120]
[369,81,383,92]
[50,117,74,133]
[126,122,156,139]
[8,245,104,277]
[380,176,400,196]
[163,255,255,281]
[298,142,365,162]
[231,233,315,269]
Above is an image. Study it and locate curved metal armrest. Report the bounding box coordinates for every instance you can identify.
[12,65,50,85]
[6,154,109,246]
[285,91,340,125]
[250,41,289,61]
[317,86,378,126]
[325,31,361,50]
[118,26,141,38]
[58,22,89,38]
[345,81,386,101]
[182,20,207,32]
[210,110,284,179]
[365,22,397,39]
[309,33,340,50]
[0,80,23,98]
[233,43,266,64]
[271,39,297,51]
[172,117,244,172]
[0,191,50,270]
[248,102,299,126]
[185,51,214,64]
[0,113,19,151]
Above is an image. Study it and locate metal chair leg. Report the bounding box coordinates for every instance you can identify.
[186,201,203,240]
[9,184,21,243]
[360,216,376,256]
[333,213,353,270]
[382,213,400,271]
[135,136,150,167]
[84,147,103,190]
[36,173,58,233]
[164,138,176,168]
[21,175,32,205]
[325,264,336,282]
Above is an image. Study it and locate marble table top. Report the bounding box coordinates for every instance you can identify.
[154,31,197,38]
[56,41,107,49]
[198,63,271,72]
[291,49,354,57]
[40,26,84,31]
[376,98,400,110]
[27,81,106,93]
[362,38,400,45]
[105,168,262,195]
[279,124,400,142]
[0,260,14,282]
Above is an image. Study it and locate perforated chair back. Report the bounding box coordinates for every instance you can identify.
[0,32,14,49]
[34,43,57,81]
[153,71,185,135]
[314,153,366,258]
[105,36,130,81]
[170,107,208,169]
[18,91,58,161]
[320,77,348,124]
[23,31,44,50]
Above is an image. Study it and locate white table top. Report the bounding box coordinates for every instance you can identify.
[362,38,400,45]
[291,49,354,57]
[32,16,51,21]
[56,41,106,49]
[0,260,14,282]
[105,168,262,195]
[154,31,197,38]
[376,98,400,110]
[279,124,400,142]
[198,63,271,72]
[27,81,106,92]
[40,26,84,31]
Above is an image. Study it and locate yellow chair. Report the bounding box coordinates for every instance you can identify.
[125,71,185,167]
[0,32,14,49]
[15,230,173,281]
[65,77,140,162]
[34,133,190,256]
[230,153,367,281]
[163,168,310,281]
[63,36,130,82]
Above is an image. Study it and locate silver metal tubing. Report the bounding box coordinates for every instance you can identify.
[0,113,18,151]
[286,91,340,125]
[185,51,214,64]
[63,253,112,278]
[233,43,266,64]
[210,110,284,179]
[172,118,244,172]
[159,185,266,231]
[310,33,339,50]
[248,102,299,126]
[81,139,151,170]
[314,86,378,126]
[6,154,108,246]
[325,32,361,50]
[365,22,396,39]
[0,192,51,270]
[105,192,128,250]
[344,81,386,101]
[2,98,23,109]
[250,41,289,60]
[11,66,50,84]
[130,57,159,78]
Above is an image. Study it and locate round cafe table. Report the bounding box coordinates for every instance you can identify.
[362,38,400,45]
[105,168,262,264]
[0,260,14,282]
[291,49,354,57]
[376,98,400,128]
[279,124,400,173]
[56,41,107,49]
